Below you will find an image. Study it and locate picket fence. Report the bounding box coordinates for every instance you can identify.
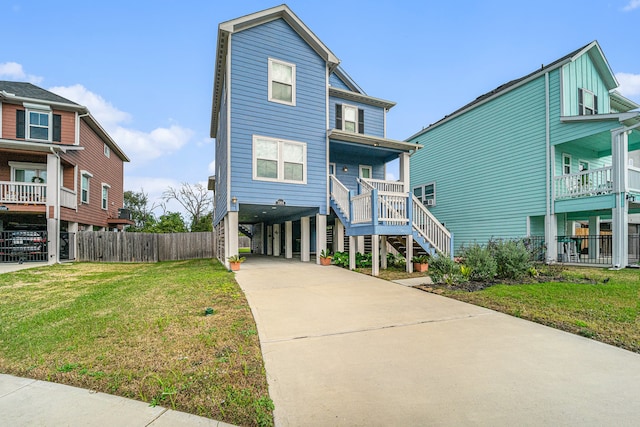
[76,231,215,262]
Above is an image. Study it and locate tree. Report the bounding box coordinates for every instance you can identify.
[191,211,213,232]
[162,183,213,232]
[124,189,158,232]
[150,212,188,233]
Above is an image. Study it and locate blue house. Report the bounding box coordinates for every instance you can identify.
[408,41,640,267]
[209,5,451,274]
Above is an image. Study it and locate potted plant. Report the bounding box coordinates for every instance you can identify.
[227,254,246,271]
[319,249,332,266]
[411,254,430,272]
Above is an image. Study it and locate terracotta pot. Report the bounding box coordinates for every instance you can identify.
[413,262,429,272]
[230,262,241,271]
[320,257,332,266]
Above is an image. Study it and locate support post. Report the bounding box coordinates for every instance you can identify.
[334,218,344,253]
[349,235,356,270]
[273,224,281,257]
[301,216,310,262]
[588,216,600,262]
[285,221,293,259]
[371,234,379,276]
[316,214,326,264]
[399,152,410,193]
[266,225,273,256]
[406,234,413,273]
[380,236,388,269]
[545,214,558,263]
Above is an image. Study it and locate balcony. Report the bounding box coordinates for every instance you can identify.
[0,182,77,209]
[554,166,640,200]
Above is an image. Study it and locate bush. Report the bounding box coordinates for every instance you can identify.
[488,239,531,280]
[429,253,461,284]
[332,251,349,268]
[356,252,372,268]
[461,243,497,282]
[387,252,406,268]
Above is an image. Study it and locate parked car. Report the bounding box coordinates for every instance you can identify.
[0,230,47,261]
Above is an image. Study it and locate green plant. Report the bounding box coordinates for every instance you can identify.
[461,243,496,282]
[386,252,405,268]
[332,251,349,268]
[411,254,430,264]
[319,249,332,259]
[488,238,531,280]
[227,255,246,263]
[459,265,472,281]
[429,253,461,284]
[356,252,372,268]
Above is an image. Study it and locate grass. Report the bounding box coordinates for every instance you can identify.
[0,259,273,427]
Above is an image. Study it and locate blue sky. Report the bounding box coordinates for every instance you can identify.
[2,1,639,213]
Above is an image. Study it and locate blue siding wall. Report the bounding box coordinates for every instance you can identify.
[329,73,351,90]
[329,96,385,137]
[229,18,328,212]
[214,81,229,226]
[330,148,386,192]
[409,76,548,252]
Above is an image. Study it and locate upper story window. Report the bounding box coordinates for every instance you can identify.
[335,103,364,133]
[81,170,93,204]
[253,135,306,184]
[16,104,62,142]
[413,182,436,207]
[101,183,110,210]
[104,143,111,158]
[579,88,597,115]
[268,58,296,106]
[562,153,571,175]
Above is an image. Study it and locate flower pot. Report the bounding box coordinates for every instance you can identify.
[320,257,332,266]
[230,262,241,271]
[413,262,429,273]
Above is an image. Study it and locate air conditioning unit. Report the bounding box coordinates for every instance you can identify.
[425,199,435,206]
[118,208,131,220]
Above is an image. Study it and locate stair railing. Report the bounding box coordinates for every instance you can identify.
[411,195,451,256]
[330,175,351,221]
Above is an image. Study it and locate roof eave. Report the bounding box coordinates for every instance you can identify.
[329,129,422,152]
[329,87,396,109]
[0,91,87,113]
[81,114,130,162]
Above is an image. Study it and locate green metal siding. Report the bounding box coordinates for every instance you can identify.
[410,76,548,252]
[561,54,610,116]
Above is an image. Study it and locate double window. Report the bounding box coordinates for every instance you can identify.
[335,103,364,133]
[413,182,436,206]
[578,88,597,115]
[253,135,306,184]
[268,58,296,105]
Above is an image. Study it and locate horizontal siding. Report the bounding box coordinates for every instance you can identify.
[214,81,229,226]
[229,18,327,211]
[410,76,548,251]
[1,103,75,145]
[329,73,350,90]
[329,96,384,137]
[330,148,386,192]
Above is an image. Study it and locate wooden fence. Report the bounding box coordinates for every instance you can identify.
[76,231,215,262]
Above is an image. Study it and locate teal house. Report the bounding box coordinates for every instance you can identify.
[209,5,451,274]
[408,41,640,267]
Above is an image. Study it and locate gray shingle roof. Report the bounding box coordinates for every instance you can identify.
[0,81,78,105]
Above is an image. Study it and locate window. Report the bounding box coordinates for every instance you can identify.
[359,165,372,179]
[413,182,436,206]
[81,171,93,204]
[579,88,597,115]
[10,162,47,183]
[253,135,306,183]
[29,111,50,140]
[16,105,61,141]
[329,163,336,175]
[104,143,111,158]
[101,184,110,210]
[562,153,571,175]
[268,58,296,105]
[335,103,364,133]
[579,160,589,172]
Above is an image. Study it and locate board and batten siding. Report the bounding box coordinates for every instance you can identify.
[561,53,611,117]
[229,18,327,212]
[329,96,385,138]
[214,80,229,226]
[409,75,548,252]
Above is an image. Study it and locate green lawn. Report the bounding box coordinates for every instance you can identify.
[0,259,273,427]
[439,267,640,353]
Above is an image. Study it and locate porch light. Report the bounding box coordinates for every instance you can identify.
[342,166,348,172]
[231,196,237,204]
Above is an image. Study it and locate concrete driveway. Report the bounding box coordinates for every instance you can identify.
[234,255,640,426]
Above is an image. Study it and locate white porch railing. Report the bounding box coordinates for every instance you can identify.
[629,166,640,193]
[554,166,613,199]
[378,192,409,224]
[351,193,372,224]
[60,187,77,210]
[330,175,351,220]
[360,178,405,193]
[412,195,451,256]
[0,182,47,204]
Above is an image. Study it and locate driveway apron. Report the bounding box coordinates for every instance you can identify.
[234,255,640,426]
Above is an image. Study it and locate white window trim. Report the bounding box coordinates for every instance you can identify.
[24,103,52,142]
[578,159,589,172]
[329,162,336,176]
[8,161,47,182]
[104,143,111,158]
[252,135,307,184]
[101,183,110,210]
[80,170,93,204]
[268,57,296,106]
[581,88,596,115]
[341,104,359,133]
[359,165,372,179]
[562,153,572,175]
[413,182,436,207]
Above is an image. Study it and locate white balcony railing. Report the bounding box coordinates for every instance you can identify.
[60,187,78,210]
[351,193,372,224]
[0,182,47,204]
[629,166,640,193]
[360,178,405,193]
[554,166,613,199]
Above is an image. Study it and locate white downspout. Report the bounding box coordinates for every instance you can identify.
[50,146,61,264]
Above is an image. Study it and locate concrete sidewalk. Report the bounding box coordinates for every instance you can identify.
[0,374,234,426]
[235,255,640,426]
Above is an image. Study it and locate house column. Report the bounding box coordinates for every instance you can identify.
[612,129,630,268]
[380,236,388,269]
[68,222,78,260]
[285,221,293,259]
[273,224,281,257]
[266,225,273,255]
[46,153,60,264]
[371,234,380,276]
[333,218,344,253]
[399,152,411,193]
[405,234,413,273]
[227,211,239,264]
[356,236,365,254]
[588,216,600,262]
[300,217,310,262]
[315,214,326,264]
[545,214,558,263]
[349,235,356,270]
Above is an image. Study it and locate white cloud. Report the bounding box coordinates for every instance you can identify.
[615,72,640,98]
[49,84,193,165]
[623,0,640,11]
[208,160,216,174]
[0,62,43,84]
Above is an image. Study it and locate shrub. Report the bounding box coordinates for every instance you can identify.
[461,243,497,282]
[488,239,531,280]
[332,251,349,268]
[429,253,461,284]
[356,252,372,268]
[387,252,405,268]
